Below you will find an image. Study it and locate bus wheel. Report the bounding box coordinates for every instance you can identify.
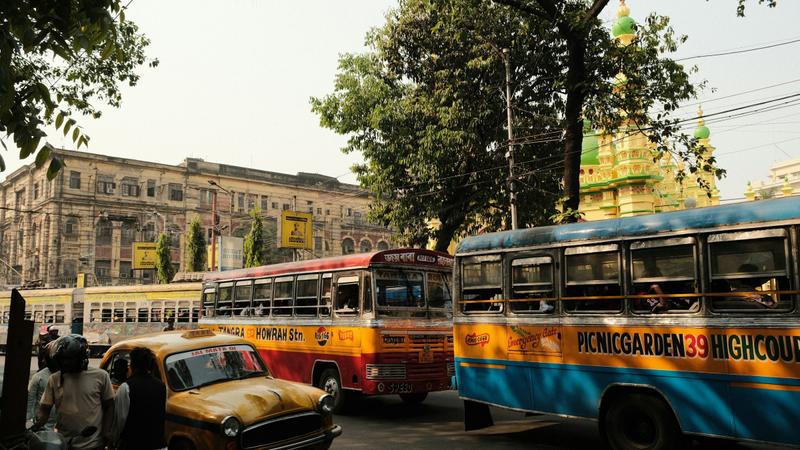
[602,393,681,450]
[318,368,347,413]
[399,393,428,404]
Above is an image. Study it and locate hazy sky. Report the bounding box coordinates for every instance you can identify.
[3,0,800,200]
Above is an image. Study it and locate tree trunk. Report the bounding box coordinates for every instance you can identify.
[561,34,587,223]
[433,201,466,253]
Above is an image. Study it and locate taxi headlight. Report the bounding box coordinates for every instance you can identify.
[318,394,335,415]
[221,416,241,437]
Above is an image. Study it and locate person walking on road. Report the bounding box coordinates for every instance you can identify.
[27,349,58,430]
[113,347,167,450]
[34,334,115,450]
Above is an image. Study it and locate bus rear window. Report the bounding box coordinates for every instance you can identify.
[460,258,502,314]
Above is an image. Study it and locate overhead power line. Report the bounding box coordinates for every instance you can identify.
[675,37,800,62]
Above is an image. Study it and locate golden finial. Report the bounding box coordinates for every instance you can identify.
[617,0,630,18]
[697,104,705,126]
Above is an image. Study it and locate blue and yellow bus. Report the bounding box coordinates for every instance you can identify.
[453,197,800,449]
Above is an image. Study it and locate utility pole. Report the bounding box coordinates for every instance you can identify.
[211,189,218,271]
[503,48,518,230]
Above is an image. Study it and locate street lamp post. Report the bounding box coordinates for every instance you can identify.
[208,180,230,271]
[503,48,519,230]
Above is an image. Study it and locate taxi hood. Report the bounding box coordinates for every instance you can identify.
[170,377,318,426]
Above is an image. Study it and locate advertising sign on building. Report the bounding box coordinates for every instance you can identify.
[207,236,244,271]
[132,242,158,269]
[280,210,313,249]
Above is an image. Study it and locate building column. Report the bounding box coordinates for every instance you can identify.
[111,221,122,284]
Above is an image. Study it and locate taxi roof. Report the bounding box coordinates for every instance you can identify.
[107,329,250,357]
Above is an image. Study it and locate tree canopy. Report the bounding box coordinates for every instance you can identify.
[312,0,564,250]
[155,233,174,284]
[185,216,207,272]
[243,208,265,268]
[0,0,157,176]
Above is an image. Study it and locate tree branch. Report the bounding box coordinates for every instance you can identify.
[493,0,554,23]
[581,0,611,28]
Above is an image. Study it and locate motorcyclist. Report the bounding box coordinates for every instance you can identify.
[33,335,115,450]
[27,346,58,430]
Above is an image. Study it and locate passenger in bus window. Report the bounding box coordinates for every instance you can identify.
[729,264,777,308]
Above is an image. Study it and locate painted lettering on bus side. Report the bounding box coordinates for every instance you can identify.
[253,327,306,343]
[576,331,800,364]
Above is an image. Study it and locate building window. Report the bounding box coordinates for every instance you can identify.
[147,180,156,197]
[64,217,78,238]
[169,184,183,201]
[119,261,132,279]
[314,236,323,252]
[121,224,136,247]
[237,193,245,213]
[96,220,112,245]
[272,202,278,209]
[316,208,322,215]
[63,261,77,278]
[97,178,115,195]
[69,171,81,189]
[360,239,372,253]
[199,189,213,207]
[342,238,355,255]
[33,182,40,199]
[121,179,140,197]
[377,240,389,251]
[325,209,330,216]
[354,211,363,225]
[95,260,111,284]
[15,189,25,206]
[282,203,290,211]
[261,196,269,210]
[346,208,352,217]
[143,223,156,242]
[248,195,256,211]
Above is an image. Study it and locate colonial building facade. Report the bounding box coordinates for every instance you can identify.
[0,149,394,288]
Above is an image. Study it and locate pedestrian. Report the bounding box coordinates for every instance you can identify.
[27,348,57,430]
[162,315,175,332]
[34,334,115,450]
[113,347,167,450]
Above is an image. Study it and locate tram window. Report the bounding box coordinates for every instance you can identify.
[138,308,149,322]
[178,307,190,322]
[55,307,65,323]
[164,307,176,322]
[253,279,272,317]
[44,308,56,323]
[511,257,554,314]
[34,310,44,323]
[102,308,113,322]
[461,259,503,314]
[217,282,234,316]
[320,275,332,317]
[273,277,294,316]
[24,310,32,320]
[708,234,792,311]
[564,246,622,313]
[90,308,102,323]
[295,275,319,316]
[334,275,360,315]
[631,242,698,314]
[191,307,200,322]
[234,281,253,316]
[125,308,136,322]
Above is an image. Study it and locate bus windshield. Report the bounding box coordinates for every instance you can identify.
[374,269,452,317]
[165,344,266,391]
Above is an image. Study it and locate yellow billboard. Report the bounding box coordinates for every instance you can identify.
[133,242,158,269]
[280,210,313,249]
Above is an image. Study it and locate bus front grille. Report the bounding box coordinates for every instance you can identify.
[366,364,407,380]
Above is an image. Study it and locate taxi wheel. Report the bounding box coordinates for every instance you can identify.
[319,368,347,413]
[399,393,428,404]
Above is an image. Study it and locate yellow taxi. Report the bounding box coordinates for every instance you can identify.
[100,329,342,450]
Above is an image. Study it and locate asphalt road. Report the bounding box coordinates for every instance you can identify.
[1,356,793,450]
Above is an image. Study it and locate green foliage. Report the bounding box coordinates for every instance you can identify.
[312,0,564,249]
[0,0,157,178]
[185,216,207,272]
[732,0,777,17]
[243,209,265,268]
[155,233,174,284]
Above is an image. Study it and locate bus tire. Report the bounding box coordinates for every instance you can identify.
[602,392,681,450]
[318,368,347,413]
[399,393,428,404]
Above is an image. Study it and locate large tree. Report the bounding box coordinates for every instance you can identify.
[0,0,157,176]
[155,233,174,284]
[184,216,206,272]
[312,0,564,250]
[243,208,265,268]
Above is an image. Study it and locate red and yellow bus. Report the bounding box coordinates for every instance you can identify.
[200,249,455,411]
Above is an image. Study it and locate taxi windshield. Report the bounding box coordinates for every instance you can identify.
[165,344,266,391]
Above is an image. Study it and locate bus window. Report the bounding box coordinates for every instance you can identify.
[202,286,216,317]
[295,274,319,316]
[217,282,234,316]
[631,239,698,314]
[320,274,332,317]
[334,275,360,316]
[273,277,294,316]
[362,274,373,314]
[511,256,554,314]
[564,245,622,313]
[253,279,272,317]
[234,281,253,316]
[460,257,503,314]
[708,231,792,311]
[138,308,149,322]
[91,308,102,323]
[178,307,190,322]
[114,303,125,322]
[102,306,113,322]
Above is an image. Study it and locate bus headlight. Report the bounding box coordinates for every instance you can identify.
[318,394,335,415]
[221,416,241,437]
